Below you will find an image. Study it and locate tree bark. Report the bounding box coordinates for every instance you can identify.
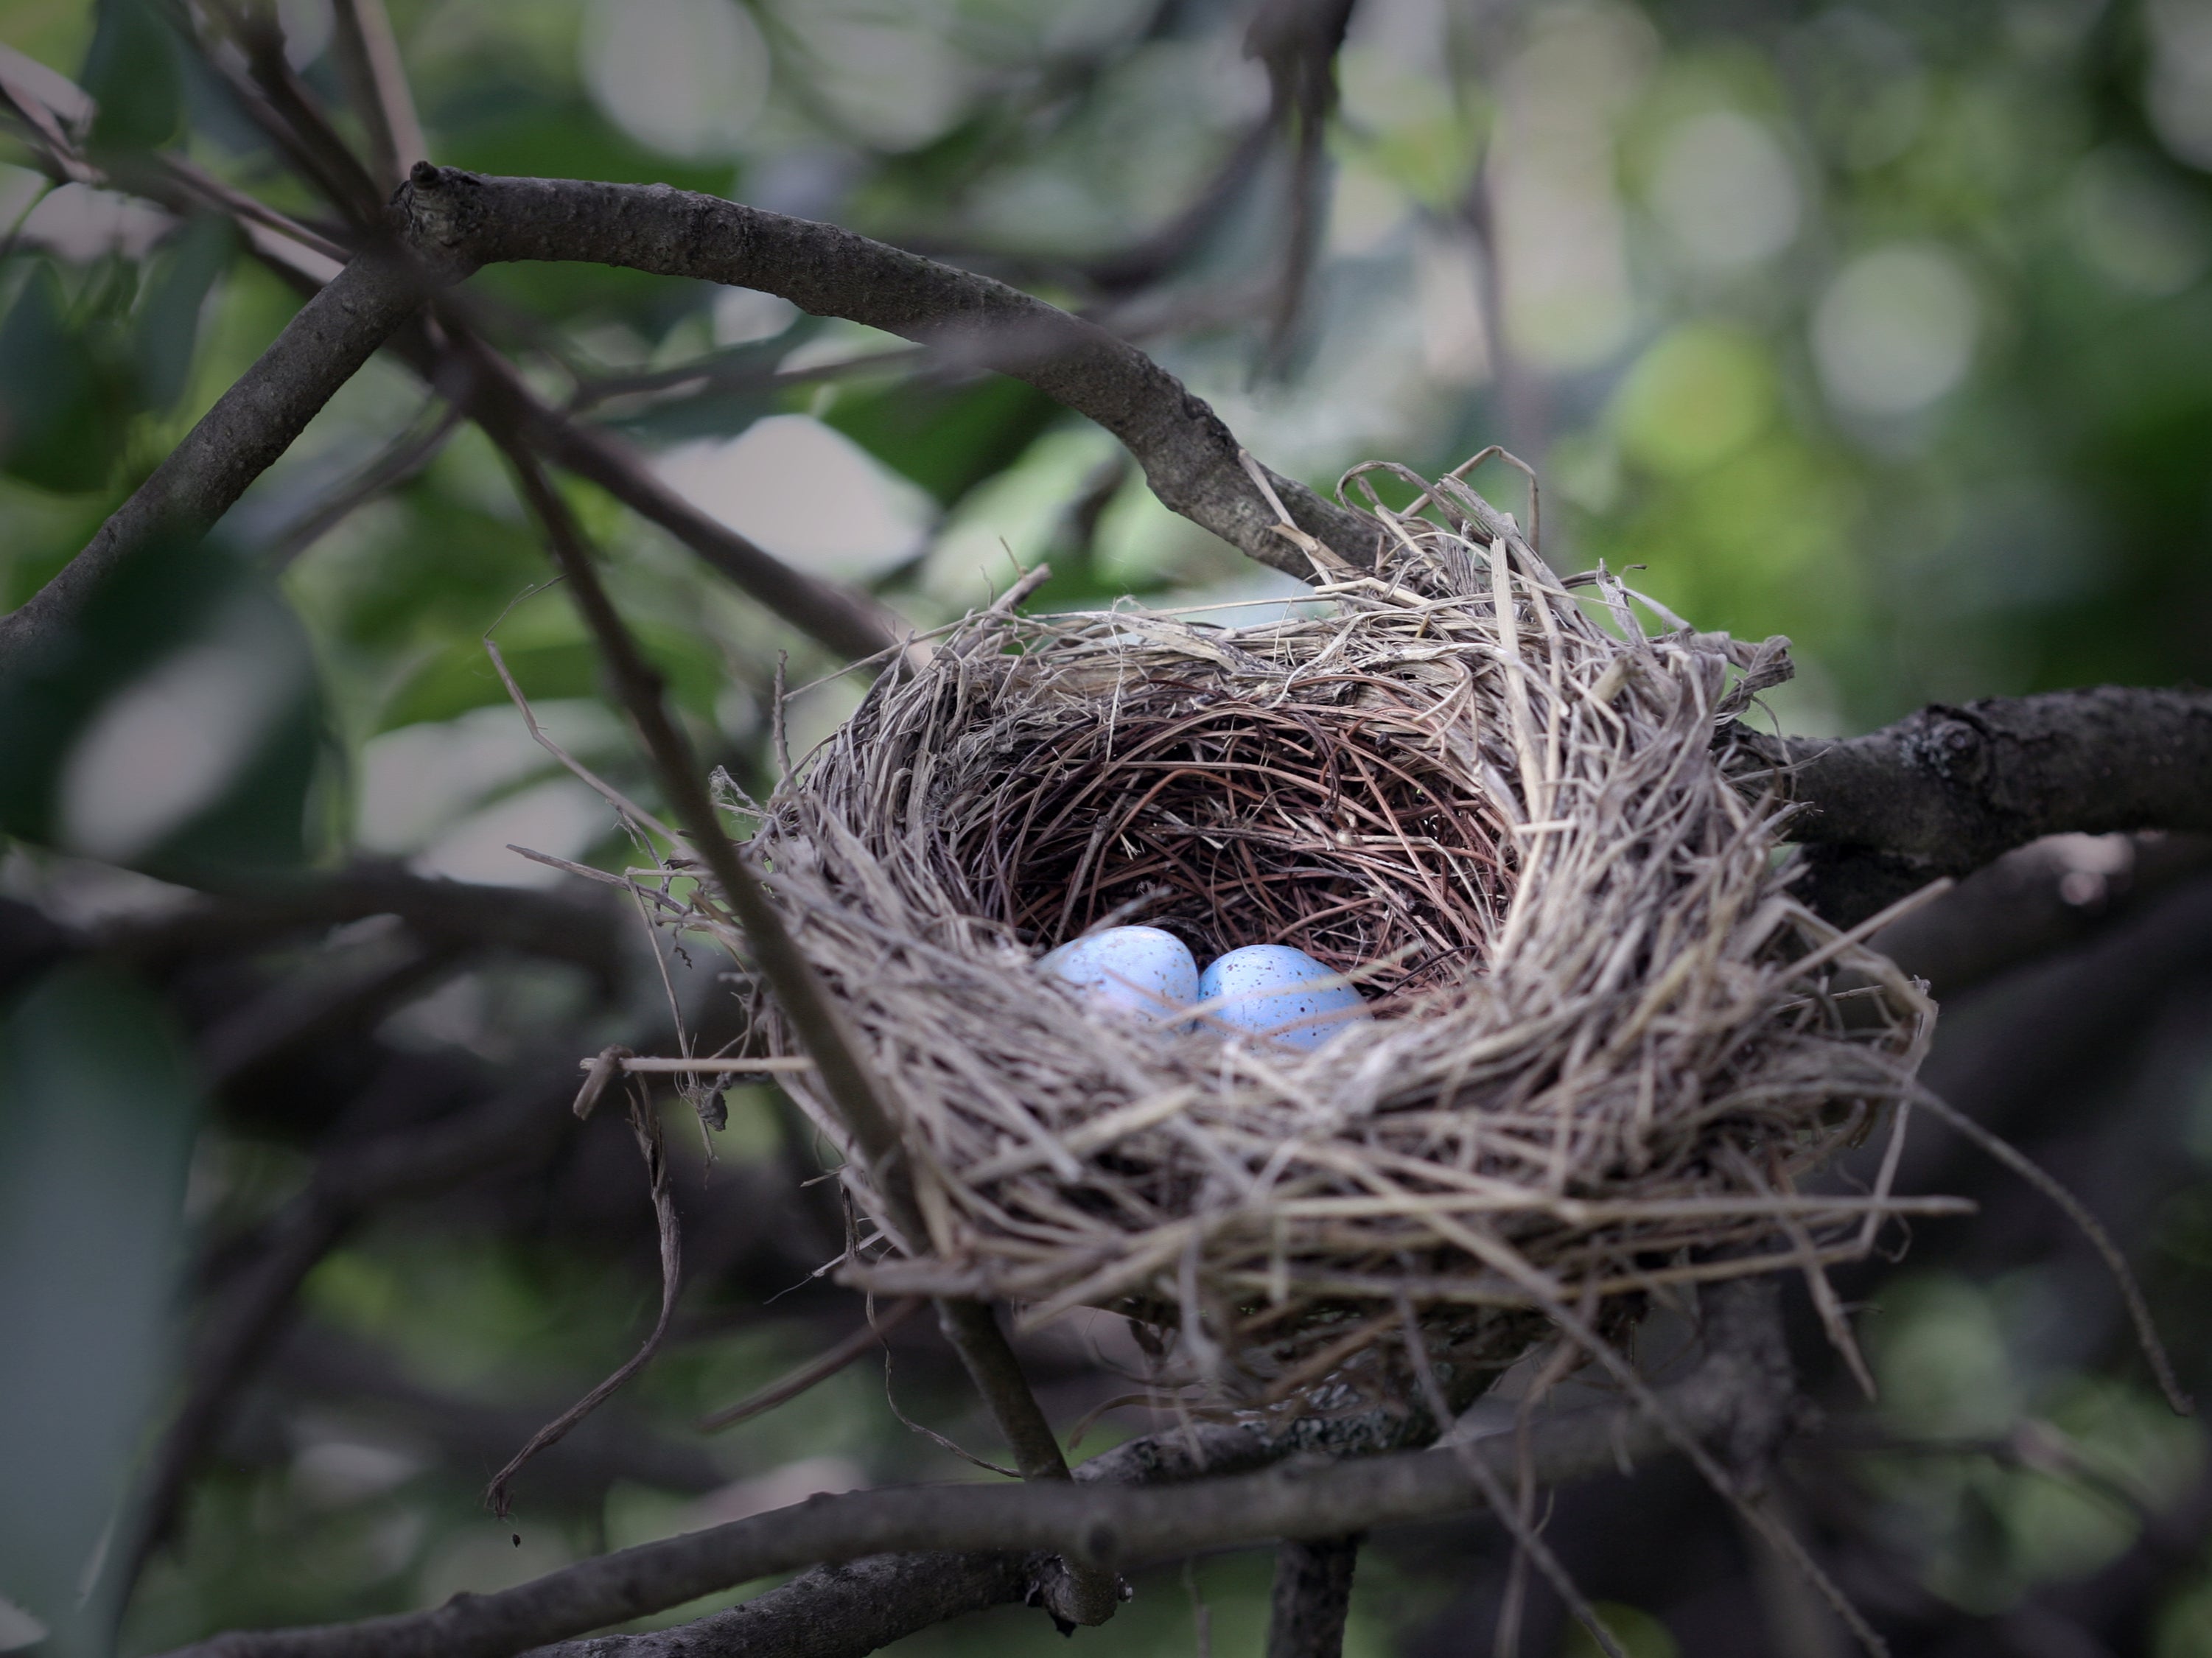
[1730,687,2212,924]
[1266,1534,1362,1658]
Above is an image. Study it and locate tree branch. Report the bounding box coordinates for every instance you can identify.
[498,438,1108,1619]
[4,161,1379,662]
[327,0,426,193]
[1266,1533,1361,1658]
[450,340,904,663]
[393,167,1371,573]
[1738,687,2212,924]
[100,861,623,986]
[160,1281,1786,1658]
[1872,831,2212,999]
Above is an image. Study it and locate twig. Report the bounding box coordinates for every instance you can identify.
[1398,1296,1626,1658]
[0,242,434,662]
[581,1055,816,1076]
[698,1299,923,1432]
[97,861,621,985]
[452,337,906,664]
[116,1076,570,1600]
[327,0,425,192]
[265,398,461,568]
[1914,1087,2193,1416]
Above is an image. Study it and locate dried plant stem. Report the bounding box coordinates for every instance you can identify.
[698,1299,923,1433]
[1914,1088,2192,1416]
[486,1086,679,1518]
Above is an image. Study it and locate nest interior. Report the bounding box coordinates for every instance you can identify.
[741,464,1936,1404]
[975,667,1513,1001]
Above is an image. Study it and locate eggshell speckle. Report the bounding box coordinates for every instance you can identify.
[1039,926,1199,1024]
[1198,945,1369,1052]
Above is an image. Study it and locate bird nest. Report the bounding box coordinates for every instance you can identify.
[736,464,1936,1405]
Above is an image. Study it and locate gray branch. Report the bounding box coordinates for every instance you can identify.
[392,167,1372,575]
[158,1281,1783,1658]
[528,1396,1457,1658]
[4,164,1371,665]
[1733,687,2212,924]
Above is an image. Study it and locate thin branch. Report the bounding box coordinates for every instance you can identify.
[495,442,906,1232]
[99,861,624,989]
[528,1346,1513,1658]
[697,1298,922,1433]
[393,167,1373,570]
[0,242,434,661]
[497,436,1107,1619]
[1245,0,1358,378]
[327,0,425,192]
[264,399,461,569]
[159,1280,1785,1658]
[1872,831,2212,998]
[185,0,385,228]
[520,1551,1032,1658]
[452,338,904,662]
[4,157,1374,663]
[486,1086,682,1517]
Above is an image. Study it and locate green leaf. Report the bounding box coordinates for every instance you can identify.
[80,0,182,153]
[134,216,235,410]
[381,637,604,730]
[0,534,326,878]
[823,374,1060,508]
[0,960,201,1658]
[0,265,130,493]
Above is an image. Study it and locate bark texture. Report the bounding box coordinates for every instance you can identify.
[1735,688,2212,924]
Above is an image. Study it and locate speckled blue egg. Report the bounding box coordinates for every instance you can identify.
[1038,926,1199,1025]
[1198,945,1370,1052]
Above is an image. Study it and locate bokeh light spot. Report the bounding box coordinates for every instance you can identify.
[1611,323,1775,475]
[1812,244,1979,418]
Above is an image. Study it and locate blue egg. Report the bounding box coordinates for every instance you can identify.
[1198,945,1370,1052]
[1038,926,1199,1025]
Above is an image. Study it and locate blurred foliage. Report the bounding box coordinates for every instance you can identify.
[1,0,2211,1654]
[0,962,200,1658]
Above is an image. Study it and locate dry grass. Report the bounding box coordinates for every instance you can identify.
[732,462,1940,1405]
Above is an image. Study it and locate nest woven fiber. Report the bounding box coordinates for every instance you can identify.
[741,463,1937,1404]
